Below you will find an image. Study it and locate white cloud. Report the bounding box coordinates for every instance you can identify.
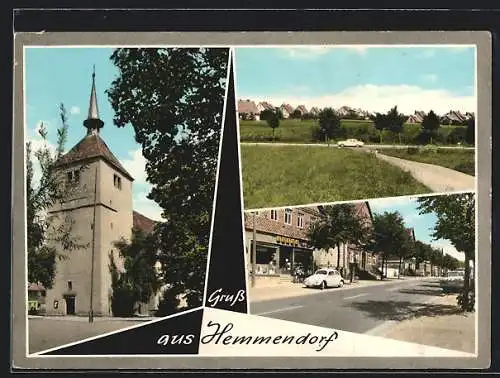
[248,84,475,114]
[122,148,149,186]
[421,73,438,83]
[70,106,81,115]
[133,188,165,222]
[430,240,465,262]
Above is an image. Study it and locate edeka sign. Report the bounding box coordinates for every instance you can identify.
[276,235,300,247]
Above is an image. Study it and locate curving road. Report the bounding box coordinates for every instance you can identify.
[374,152,475,192]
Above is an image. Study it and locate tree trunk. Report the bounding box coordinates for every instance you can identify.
[336,243,340,269]
[463,255,472,310]
[398,257,402,279]
[272,127,275,142]
[380,255,384,280]
[398,133,402,145]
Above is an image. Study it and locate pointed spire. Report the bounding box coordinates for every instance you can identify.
[83,65,104,135]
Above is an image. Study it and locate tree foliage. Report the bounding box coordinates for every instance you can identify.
[421,110,441,144]
[318,108,341,145]
[27,103,88,289]
[109,228,162,316]
[417,193,475,311]
[307,204,371,272]
[264,107,281,141]
[466,115,475,145]
[107,48,229,312]
[368,211,409,279]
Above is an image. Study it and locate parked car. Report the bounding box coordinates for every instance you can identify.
[303,268,344,290]
[337,138,364,147]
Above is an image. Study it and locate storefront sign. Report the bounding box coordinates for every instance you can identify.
[276,235,300,246]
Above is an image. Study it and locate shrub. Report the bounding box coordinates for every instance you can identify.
[454,161,475,176]
[155,287,181,317]
[110,282,137,317]
[406,147,420,155]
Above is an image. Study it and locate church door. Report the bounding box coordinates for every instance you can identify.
[65,296,76,315]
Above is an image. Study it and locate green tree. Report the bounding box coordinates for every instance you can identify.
[318,108,341,146]
[395,231,415,279]
[109,228,162,316]
[368,211,408,280]
[421,110,441,144]
[386,106,406,144]
[372,112,388,143]
[417,193,475,311]
[466,116,475,145]
[290,109,302,119]
[265,107,281,141]
[27,104,87,289]
[307,204,371,281]
[107,48,228,313]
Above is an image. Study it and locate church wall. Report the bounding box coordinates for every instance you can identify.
[97,160,133,316]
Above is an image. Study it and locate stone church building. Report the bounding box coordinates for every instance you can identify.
[42,71,157,317]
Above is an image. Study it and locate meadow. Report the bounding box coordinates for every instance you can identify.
[241,145,431,209]
[379,147,475,176]
[239,119,467,145]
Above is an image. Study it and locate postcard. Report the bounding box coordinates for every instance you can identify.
[11,31,491,370]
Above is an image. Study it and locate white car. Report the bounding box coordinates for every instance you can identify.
[304,268,344,290]
[337,139,364,147]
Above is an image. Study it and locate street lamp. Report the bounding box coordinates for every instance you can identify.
[252,211,257,288]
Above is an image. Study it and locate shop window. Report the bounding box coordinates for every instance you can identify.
[284,208,292,225]
[297,212,304,228]
[113,174,122,190]
[270,209,278,221]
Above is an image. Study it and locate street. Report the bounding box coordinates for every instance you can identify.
[250,278,460,334]
[240,142,474,150]
[28,317,150,354]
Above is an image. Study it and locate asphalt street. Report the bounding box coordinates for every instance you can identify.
[250,278,447,334]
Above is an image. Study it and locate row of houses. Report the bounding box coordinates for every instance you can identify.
[238,99,474,124]
[243,203,427,288]
[407,110,475,125]
[238,99,322,121]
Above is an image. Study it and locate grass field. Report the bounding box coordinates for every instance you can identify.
[241,145,431,209]
[239,119,466,145]
[379,148,475,176]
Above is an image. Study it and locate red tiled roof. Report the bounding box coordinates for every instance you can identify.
[133,210,157,234]
[54,134,133,181]
[238,100,260,114]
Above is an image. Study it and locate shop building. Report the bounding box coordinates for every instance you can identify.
[244,202,377,288]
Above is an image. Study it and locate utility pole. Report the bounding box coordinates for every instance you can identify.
[252,212,257,288]
[89,165,98,323]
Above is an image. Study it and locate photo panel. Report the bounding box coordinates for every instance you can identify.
[244,193,477,356]
[21,44,231,355]
[234,45,477,210]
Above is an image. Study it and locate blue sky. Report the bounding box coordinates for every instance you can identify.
[368,195,467,261]
[25,47,163,220]
[235,46,476,115]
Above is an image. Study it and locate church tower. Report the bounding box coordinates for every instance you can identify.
[44,68,134,316]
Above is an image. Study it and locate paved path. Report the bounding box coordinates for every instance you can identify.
[241,142,474,150]
[250,278,458,335]
[375,153,475,192]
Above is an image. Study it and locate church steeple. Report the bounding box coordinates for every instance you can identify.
[83,65,104,135]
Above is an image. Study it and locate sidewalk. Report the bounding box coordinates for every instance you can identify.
[249,277,427,302]
[372,294,475,354]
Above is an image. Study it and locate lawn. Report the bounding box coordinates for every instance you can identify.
[379,147,475,176]
[240,119,467,145]
[241,145,431,209]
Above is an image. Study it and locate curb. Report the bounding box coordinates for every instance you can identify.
[250,277,428,303]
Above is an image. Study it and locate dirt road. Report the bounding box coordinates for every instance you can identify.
[375,153,475,192]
